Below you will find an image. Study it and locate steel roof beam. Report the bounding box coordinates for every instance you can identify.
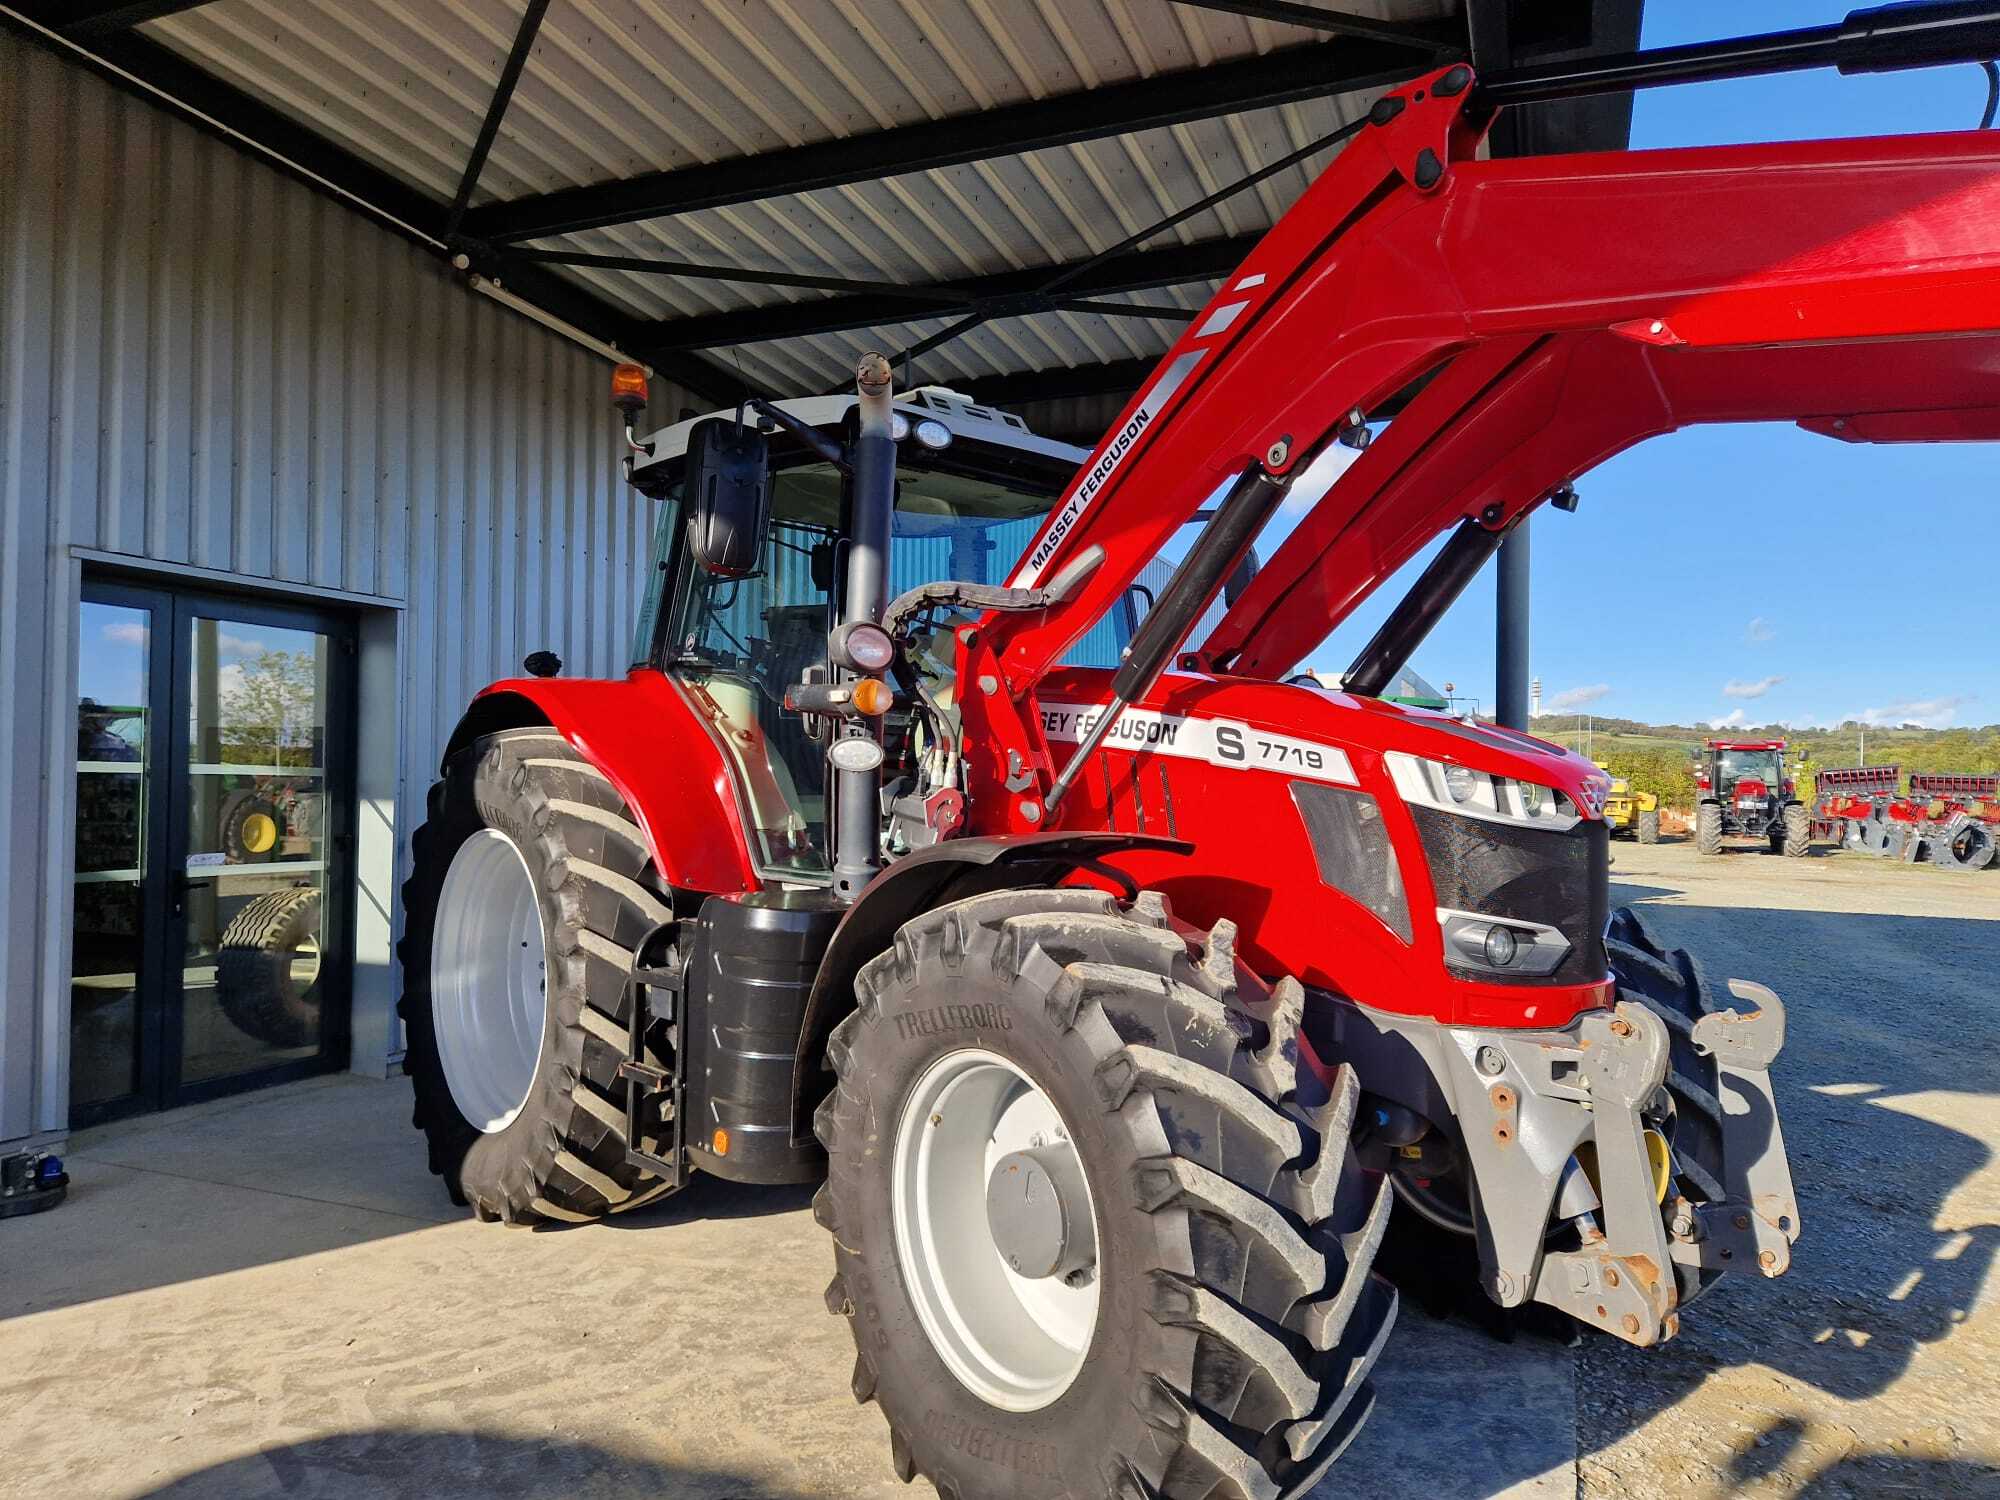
[446,0,552,240]
[627,235,1259,352]
[14,1,216,36]
[957,358,1162,408]
[459,39,1430,243]
[1167,2,1460,51]
[1,18,748,401]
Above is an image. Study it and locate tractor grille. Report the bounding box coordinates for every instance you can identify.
[1411,807,1609,985]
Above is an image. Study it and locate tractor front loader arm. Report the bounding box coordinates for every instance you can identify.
[958,65,2000,830]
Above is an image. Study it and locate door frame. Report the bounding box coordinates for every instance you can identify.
[71,576,359,1127]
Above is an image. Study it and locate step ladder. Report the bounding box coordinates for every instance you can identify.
[618,920,688,1192]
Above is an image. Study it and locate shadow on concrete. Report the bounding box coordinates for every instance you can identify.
[597,1172,818,1230]
[134,1427,806,1499]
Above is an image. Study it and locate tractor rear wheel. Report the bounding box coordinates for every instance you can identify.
[814,888,1396,1500]
[1695,802,1723,855]
[1605,908,1730,1305]
[398,728,675,1223]
[1782,803,1811,858]
[1636,809,1660,845]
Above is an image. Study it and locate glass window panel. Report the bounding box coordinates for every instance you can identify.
[71,601,152,1111]
[181,615,330,1084]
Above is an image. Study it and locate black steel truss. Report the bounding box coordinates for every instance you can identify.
[15,0,214,36]
[1168,1,1459,51]
[6,0,1653,414]
[612,236,1262,353]
[458,37,1428,243]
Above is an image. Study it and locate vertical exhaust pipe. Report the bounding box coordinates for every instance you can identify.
[833,353,897,900]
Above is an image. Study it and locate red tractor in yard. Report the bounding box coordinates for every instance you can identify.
[400,15,2000,1499]
[1695,738,1811,857]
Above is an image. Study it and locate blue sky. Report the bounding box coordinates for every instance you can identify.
[1290,3,1999,730]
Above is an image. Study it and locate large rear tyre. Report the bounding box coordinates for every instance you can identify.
[815,888,1396,1500]
[1695,802,1723,855]
[215,886,322,1047]
[1636,809,1660,845]
[1781,803,1810,858]
[398,729,676,1224]
[1605,907,1728,1305]
[1932,815,1996,872]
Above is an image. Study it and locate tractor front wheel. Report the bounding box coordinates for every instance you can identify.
[398,728,675,1223]
[814,888,1396,1500]
[1636,809,1660,845]
[1695,802,1723,855]
[1782,804,1811,858]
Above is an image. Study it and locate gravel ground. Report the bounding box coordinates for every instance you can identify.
[1577,839,2000,1499]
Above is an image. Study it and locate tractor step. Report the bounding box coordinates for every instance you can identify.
[621,920,689,1192]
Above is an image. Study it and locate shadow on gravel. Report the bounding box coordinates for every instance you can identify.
[1727,1412,2000,1497]
[134,1427,805,1499]
[1384,893,1998,1494]
[1567,901,1999,1489]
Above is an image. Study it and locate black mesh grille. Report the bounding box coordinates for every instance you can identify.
[1291,782,1412,942]
[1410,806,1608,985]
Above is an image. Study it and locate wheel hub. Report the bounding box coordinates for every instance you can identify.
[986,1145,1096,1283]
[431,829,548,1134]
[891,1047,1100,1411]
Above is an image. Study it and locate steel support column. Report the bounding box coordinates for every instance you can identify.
[1495,522,1531,729]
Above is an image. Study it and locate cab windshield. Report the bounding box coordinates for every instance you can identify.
[1716,749,1783,789]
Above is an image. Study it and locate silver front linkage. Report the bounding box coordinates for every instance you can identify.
[1360,983,1801,1348]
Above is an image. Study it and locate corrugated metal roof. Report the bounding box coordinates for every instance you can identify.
[138,0,1453,400]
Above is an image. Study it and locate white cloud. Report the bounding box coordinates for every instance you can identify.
[1853,695,1971,729]
[1547,683,1611,713]
[1708,708,1749,729]
[1722,675,1785,700]
[101,622,147,646]
[218,632,268,656]
[1745,616,1776,643]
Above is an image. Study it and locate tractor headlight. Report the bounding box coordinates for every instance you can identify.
[1385,753,1582,832]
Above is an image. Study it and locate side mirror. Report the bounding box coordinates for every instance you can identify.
[684,418,771,577]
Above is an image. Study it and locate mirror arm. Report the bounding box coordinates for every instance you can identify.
[742,396,850,472]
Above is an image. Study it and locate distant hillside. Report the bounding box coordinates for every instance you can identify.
[1526,715,2000,812]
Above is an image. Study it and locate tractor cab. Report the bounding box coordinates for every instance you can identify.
[623,387,1105,879]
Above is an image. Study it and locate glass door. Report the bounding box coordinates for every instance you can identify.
[70,581,355,1125]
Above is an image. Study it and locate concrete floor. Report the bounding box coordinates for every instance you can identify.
[2,841,1993,1499]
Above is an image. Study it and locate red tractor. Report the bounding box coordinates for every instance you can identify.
[1695,738,1811,857]
[399,18,2000,1500]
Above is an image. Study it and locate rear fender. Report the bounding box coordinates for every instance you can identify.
[448,672,761,897]
[786,832,1191,1143]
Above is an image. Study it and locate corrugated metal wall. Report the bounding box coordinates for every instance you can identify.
[0,34,693,1142]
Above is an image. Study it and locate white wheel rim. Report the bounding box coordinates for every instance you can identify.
[891,1047,1099,1411]
[431,829,548,1133]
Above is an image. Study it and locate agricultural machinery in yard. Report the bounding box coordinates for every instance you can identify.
[1812,765,2000,870]
[1695,738,1810,857]
[1599,764,1660,844]
[400,14,2000,1499]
